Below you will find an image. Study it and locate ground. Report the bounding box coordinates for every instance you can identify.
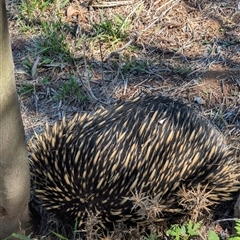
[6,0,240,239]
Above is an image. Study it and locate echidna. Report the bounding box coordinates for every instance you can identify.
[29,95,240,228]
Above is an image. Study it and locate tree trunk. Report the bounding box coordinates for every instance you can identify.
[0,0,31,238]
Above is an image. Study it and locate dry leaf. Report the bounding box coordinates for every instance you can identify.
[66,5,87,23]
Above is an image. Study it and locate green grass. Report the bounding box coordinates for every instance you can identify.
[19,0,69,21]
[19,84,34,96]
[92,14,130,47]
[108,55,158,78]
[18,0,71,62]
[4,233,33,240]
[22,57,33,74]
[122,56,158,73]
[42,76,51,84]
[17,0,55,32]
[35,19,71,61]
[173,65,192,78]
[54,75,88,103]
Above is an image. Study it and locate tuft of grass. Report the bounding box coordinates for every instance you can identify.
[177,184,214,222]
[17,0,69,38]
[42,76,51,85]
[18,0,71,62]
[211,107,228,131]
[126,190,166,222]
[121,56,158,75]
[22,57,33,74]
[17,0,49,32]
[19,83,35,96]
[19,0,69,21]
[146,232,160,240]
[218,39,240,48]
[173,65,192,78]
[54,75,88,103]
[35,19,70,61]
[92,14,130,47]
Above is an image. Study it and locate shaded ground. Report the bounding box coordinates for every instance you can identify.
[6,0,240,238]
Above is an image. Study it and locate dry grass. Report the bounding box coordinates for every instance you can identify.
[6,0,240,238]
[177,184,214,222]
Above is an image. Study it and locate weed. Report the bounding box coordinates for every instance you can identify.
[167,220,240,240]
[126,190,167,222]
[122,58,142,72]
[19,84,34,96]
[173,65,192,78]
[118,56,158,76]
[22,57,33,74]
[19,0,69,22]
[218,39,240,48]
[207,220,240,240]
[146,232,159,240]
[54,75,88,103]
[18,0,43,24]
[92,14,130,47]
[177,184,214,222]
[208,230,220,240]
[229,220,240,240]
[167,221,200,240]
[35,19,70,61]
[18,0,71,62]
[18,0,51,29]
[18,0,69,41]
[211,107,228,130]
[42,76,50,84]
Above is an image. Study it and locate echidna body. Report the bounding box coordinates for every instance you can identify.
[29,95,239,227]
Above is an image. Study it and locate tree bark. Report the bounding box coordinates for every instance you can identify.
[0,0,31,238]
